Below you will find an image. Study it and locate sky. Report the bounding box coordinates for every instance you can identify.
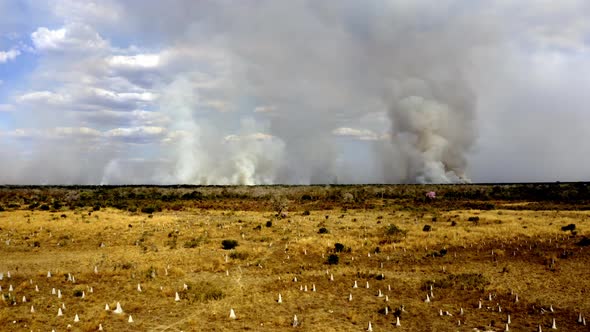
[0,0,589,185]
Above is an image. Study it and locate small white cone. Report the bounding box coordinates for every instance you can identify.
[229,308,237,319]
[551,318,557,329]
[6,271,10,278]
[94,266,98,274]
[114,302,123,314]
[505,323,510,331]
[385,295,389,302]
[74,314,80,322]
[183,283,188,290]
[175,292,181,302]
[366,281,370,289]
[277,293,282,303]
[349,293,353,301]
[367,321,373,331]
[293,314,298,327]
[424,294,430,303]
[330,274,334,281]
[22,296,26,303]
[89,287,93,293]
[385,307,388,315]
[137,284,142,292]
[35,285,39,292]
[57,289,62,299]
[538,324,543,332]
[439,309,443,316]
[9,284,13,292]
[128,315,134,323]
[498,305,502,312]
[105,303,110,311]
[550,305,554,313]
[312,284,316,292]
[583,317,586,326]
[515,294,519,303]
[47,271,52,278]
[377,289,383,297]
[304,285,308,292]
[353,281,358,288]
[579,313,583,323]
[478,300,482,309]
[52,288,56,295]
[388,284,391,291]
[507,314,511,324]
[98,324,103,331]
[30,305,35,313]
[62,303,66,310]
[57,308,63,317]
[395,316,401,327]
[460,307,464,315]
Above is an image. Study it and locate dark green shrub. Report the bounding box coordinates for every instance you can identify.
[141,206,156,214]
[334,243,345,253]
[40,204,50,211]
[221,239,238,250]
[265,221,272,227]
[327,254,339,265]
[302,210,310,216]
[318,227,329,234]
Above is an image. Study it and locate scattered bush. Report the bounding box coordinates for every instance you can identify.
[468,216,480,222]
[318,227,329,234]
[576,237,590,247]
[561,224,576,232]
[425,273,489,291]
[423,225,432,232]
[265,221,272,227]
[327,254,339,265]
[381,224,408,244]
[221,239,238,250]
[334,243,345,253]
[302,210,311,216]
[40,204,50,211]
[182,281,225,303]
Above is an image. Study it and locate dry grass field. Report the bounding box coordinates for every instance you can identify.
[1,186,589,331]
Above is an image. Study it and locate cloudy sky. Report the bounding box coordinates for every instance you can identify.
[0,0,589,185]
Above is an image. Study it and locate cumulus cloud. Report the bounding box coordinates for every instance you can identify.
[31,23,108,52]
[0,48,20,63]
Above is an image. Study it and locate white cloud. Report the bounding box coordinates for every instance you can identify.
[0,49,20,63]
[89,88,157,103]
[0,104,15,112]
[224,132,274,142]
[104,126,167,143]
[16,91,70,105]
[31,23,108,52]
[108,54,161,70]
[1,127,101,139]
[332,127,381,141]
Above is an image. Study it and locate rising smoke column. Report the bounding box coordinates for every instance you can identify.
[388,77,476,183]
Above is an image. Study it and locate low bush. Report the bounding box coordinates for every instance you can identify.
[327,254,339,265]
[221,239,238,250]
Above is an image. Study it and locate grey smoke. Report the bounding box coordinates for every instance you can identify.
[2,1,590,184]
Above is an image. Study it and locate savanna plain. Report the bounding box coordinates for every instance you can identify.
[0,184,589,331]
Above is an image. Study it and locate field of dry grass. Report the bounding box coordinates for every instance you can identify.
[1,195,589,331]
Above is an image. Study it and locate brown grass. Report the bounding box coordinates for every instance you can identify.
[0,203,589,331]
